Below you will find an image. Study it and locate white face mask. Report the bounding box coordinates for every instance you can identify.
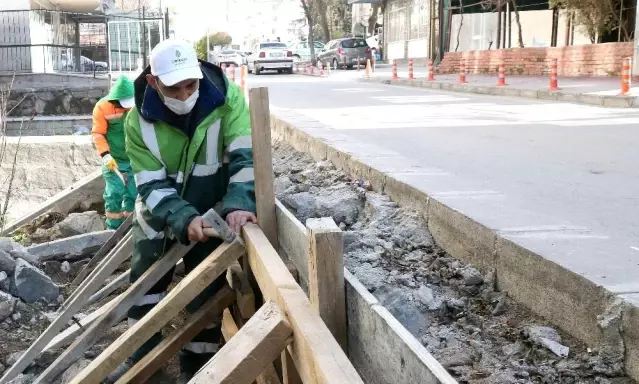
[160,88,199,115]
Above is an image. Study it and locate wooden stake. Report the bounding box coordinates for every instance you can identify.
[243,224,364,384]
[69,239,245,384]
[72,214,133,287]
[190,301,292,384]
[114,287,236,384]
[33,210,221,384]
[226,262,255,320]
[1,235,133,384]
[306,218,346,351]
[281,350,302,384]
[248,87,278,248]
[221,309,282,384]
[85,269,130,307]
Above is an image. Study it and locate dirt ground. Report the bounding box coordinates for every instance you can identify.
[272,139,634,384]
[0,140,635,384]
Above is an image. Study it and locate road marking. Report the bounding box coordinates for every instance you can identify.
[498,225,609,240]
[630,246,639,252]
[333,87,385,93]
[431,190,505,199]
[370,95,469,104]
[551,117,639,126]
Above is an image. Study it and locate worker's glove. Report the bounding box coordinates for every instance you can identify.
[102,153,118,171]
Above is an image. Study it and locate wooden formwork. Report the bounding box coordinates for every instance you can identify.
[0,87,365,384]
[1,86,457,384]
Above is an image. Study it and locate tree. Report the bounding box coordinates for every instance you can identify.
[300,0,318,64]
[510,0,524,47]
[480,0,524,47]
[550,0,628,43]
[193,32,233,61]
[367,0,388,37]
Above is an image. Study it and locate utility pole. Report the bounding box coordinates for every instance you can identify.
[634,3,639,77]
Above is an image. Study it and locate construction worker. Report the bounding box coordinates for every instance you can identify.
[105,39,256,383]
[91,75,138,230]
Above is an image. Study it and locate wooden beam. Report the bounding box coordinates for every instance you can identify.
[306,218,346,351]
[68,239,245,384]
[243,224,364,384]
[1,170,103,236]
[221,309,282,384]
[85,269,130,307]
[249,87,277,248]
[44,295,119,352]
[190,301,292,384]
[226,261,255,320]
[281,350,302,384]
[275,200,308,284]
[114,287,236,384]
[72,214,133,287]
[1,235,133,384]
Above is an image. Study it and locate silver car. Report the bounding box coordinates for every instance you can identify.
[247,42,294,75]
[318,37,372,70]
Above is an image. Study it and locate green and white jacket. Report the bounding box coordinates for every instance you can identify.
[125,61,255,244]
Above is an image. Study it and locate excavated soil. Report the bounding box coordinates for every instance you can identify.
[272,139,634,384]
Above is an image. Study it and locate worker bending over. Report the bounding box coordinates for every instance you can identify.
[104,39,256,383]
[91,75,138,229]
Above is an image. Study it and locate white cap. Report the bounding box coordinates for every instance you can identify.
[150,39,203,86]
[119,97,135,109]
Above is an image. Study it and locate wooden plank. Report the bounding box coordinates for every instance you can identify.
[44,295,120,353]
[226,261,255,320]
[0,235,133,384]
[243,224,364,384]
[71,214,133,287]
[114,287,236,384]
[68,238,245,384]
[281,350,302,384]
[249,87,277,248]
[85,269,130,308]
[190,301,292,384]
[306,218,346,351]
[344,270,457,384]
[1,170,104,236]
[221,309,282,384]
[275,200,308,284]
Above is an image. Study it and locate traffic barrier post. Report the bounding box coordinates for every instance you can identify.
[549,58,558,91]
[229,64,236,82]
[428,59,435,81]
[364,59,371,79]
[497,58,506,86]
[620,57,632,96]
[458,60,467,84]
[408,59,414,80]
[392,59,398,80]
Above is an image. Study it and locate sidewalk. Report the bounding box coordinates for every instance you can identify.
[359,72,639,108]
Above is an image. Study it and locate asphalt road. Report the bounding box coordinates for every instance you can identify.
[248,71,639,296]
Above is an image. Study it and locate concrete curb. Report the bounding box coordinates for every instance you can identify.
[358,77,639,108]
[270,113,639,381]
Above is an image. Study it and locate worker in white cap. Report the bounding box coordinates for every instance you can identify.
[104,39,256,383]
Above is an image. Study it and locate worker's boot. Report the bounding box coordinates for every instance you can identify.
[176,372,194,384]
[102,361,130,384]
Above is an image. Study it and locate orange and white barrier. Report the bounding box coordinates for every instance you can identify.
[458,60,467,84]
[408,59,414,80]
[319,63,324,77]
[428,59,435,81]
[229,64,236,82]
[549,58,558,91]
[497,58,506,86]
[364,59,372,79]
[326,62,331,76]
[357,56,360,71]
[392,59,398,80]
[620,57,632,96]
[240,64,248,101]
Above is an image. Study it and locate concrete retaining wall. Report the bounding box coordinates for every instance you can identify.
[270,112,639,381]
[0,136,101,223]
[5,115,92,136]
[8,87,108,117]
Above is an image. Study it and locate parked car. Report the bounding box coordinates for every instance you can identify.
[318,37,372,70]
[247,42,294,75]
[62,54,108,72]
[215,49,244,67]
[238,51,249,65]
[287,40,325,62]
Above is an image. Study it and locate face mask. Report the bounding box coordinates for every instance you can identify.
[160,89,199,115]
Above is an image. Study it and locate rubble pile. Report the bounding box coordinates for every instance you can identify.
[273,139,633,384]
